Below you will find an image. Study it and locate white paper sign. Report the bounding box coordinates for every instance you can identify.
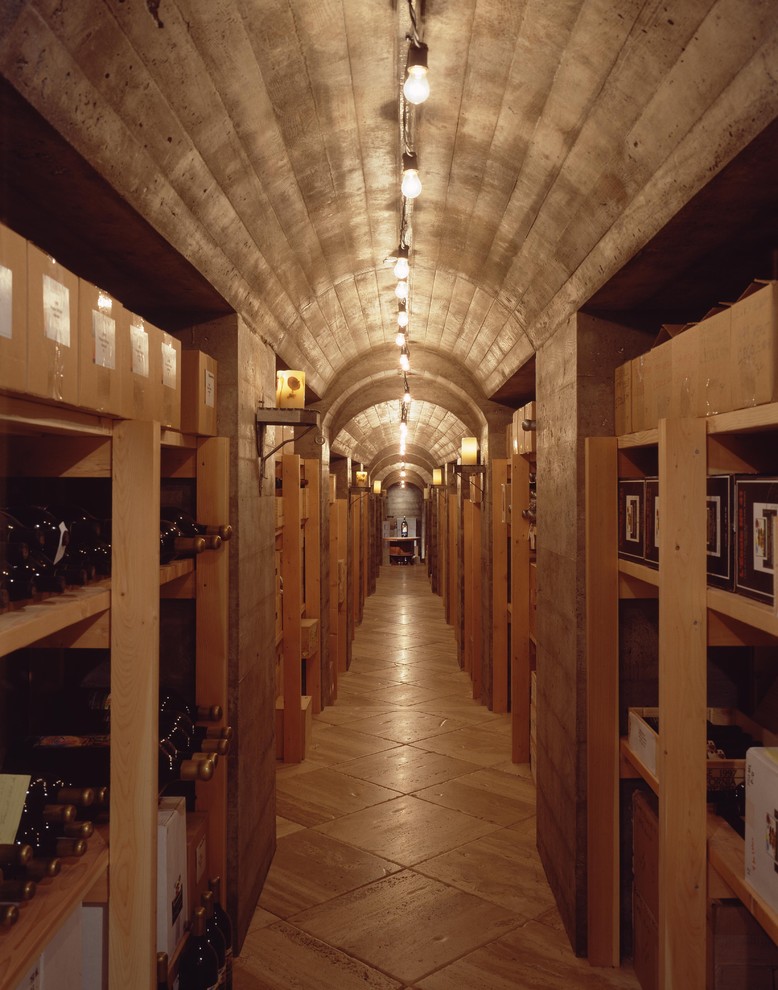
[0,773,30,843]
[0,264,12,340]
[130,323,149,378]
[161,340,177,389]
[92,310,116,369]
[205,369,215,408]
[42,274,71,346]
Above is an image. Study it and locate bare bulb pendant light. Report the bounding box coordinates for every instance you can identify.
[403,43,429,105]
[395,279,409,301]
[399,345,410,372]
[401,152,422,199]
[397,305,409,328]
[393,246,410,280]
[395,329,406,347]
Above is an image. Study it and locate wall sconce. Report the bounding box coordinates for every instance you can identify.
[373,480,382,495]
[355,470,368,488]
[401,152,422,199]
[461,437,478,465]
[276,370,306,409]
[432,468,442,486]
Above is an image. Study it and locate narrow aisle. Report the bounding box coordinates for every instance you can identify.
[234,566,638,989]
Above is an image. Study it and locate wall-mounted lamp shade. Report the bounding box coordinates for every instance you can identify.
[403,43,430,105]
[395,279,409,301]
[393,246,410,280]
[373,480,382,494]
[355,470,368,487]
[276,370,306,408]
[432,468,443,486]
[401,153,422,199]
[461,437,478,465]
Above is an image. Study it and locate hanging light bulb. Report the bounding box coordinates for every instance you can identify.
[403,43,429,106]
[395,328,406,347]
[395,279,409,301]
[403,376,412,404]
[401,469,406,478]
[393,246,410,280]
[399,420,408,437]
[397,303,409,329]
[401,152,422,199]
[399,345,410,372]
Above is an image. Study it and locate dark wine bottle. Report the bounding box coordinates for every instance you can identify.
[3,856,61,883]
[47,506,113,577]
[0,879,36,902]
[0,844,33,868]
[178,906,220,990]
[159,690,223,724]
[161,509,226,550]
[201,890,227,989]
[157,951,170,990]
[208,877,233,990]
[4,506,70,570]
[400,516,408,537]
[0,904,20,928]
[159,521,206,564]
[15,805,86,860]
[0,557,38,600]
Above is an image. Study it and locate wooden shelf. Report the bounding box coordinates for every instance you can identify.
[0,830,109,990]
[708,810,778,946]
[616,427,659,449]
[706,401,778,436]
[0,393,114,438]
[159,558,196,585]
[618,558,659,587]
[619,737,659,795]
[707,586,778,638]
[0,585,111,659]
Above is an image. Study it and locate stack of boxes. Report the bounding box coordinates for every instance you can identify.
[0,221,218,435]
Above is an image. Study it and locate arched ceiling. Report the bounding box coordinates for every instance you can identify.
[1,2,777,468]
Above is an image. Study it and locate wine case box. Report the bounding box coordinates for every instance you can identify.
[633,890,658,990]
[731,280,778,410]
[26,242,79,407]
[0,222,27,395]
[157,795,188,959]
[159,329,181,430]
[745,747,778,916]
[735,476,778,606]
[119,311,161,422]
[180,349,217,436]
[709,900,778,989]
[186,811,209,919]
[78,279,125,417]
[618,479,645,563]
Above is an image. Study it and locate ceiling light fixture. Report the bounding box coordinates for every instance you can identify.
[395,328,406,347]
[401,152,422,199]
[399,345,410,372]
[395,279,409,301]
[403,376,412,404]
[393,245,410,280]
[403,42,430,106]
[397,302,409,328]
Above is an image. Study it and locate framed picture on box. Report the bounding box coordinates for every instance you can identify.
[618,479,645,563]
[736,476,778,605]
[707,475,733,590]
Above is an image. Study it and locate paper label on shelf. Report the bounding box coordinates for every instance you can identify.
[205,368,216,407]
[0,263,12,340]
[130,322,149,377]
[0,773,30,843]
[53,521,68,565]
[91,309,116,369]
[42,273,71,345]
[161,340,177,388]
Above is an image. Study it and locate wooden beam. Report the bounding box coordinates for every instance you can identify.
[511,453,531,764]
[282,454,303,763]
[491,459,509,713]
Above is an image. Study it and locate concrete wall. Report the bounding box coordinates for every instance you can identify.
[178,314,277,952]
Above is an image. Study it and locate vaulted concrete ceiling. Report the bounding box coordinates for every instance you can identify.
[1,1,777,473]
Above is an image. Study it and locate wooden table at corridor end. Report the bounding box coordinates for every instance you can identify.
[385,536,419,564]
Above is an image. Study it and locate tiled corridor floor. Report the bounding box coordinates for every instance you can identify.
[234,564,639,989]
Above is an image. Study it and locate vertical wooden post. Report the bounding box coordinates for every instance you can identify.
[328,481,339,700]
[463,499,474,675]
[658,418,707,990]
[337,499,348,671]
[303,458,321,713]
[585,437,619,966]
[110,419,160,990]
[471,498,483,699]
[196,436,230,889]
[282,453,303,763]
[448,487,458,639]
[511,452,531,764]
[491,458,509,713]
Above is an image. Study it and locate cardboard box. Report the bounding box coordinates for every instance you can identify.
[731,281,778,410]
[186,811,209,920]
[40,904,82,989]
[119,311,160,422]
[159,330,181,430]
[181,349,217,436]
[78,280,124,416]
[745,747,778,914]
[26,243,79,406]
[670,323,702,419]
[157,795,188,959]
[81,905,108,990]
[735,476,778,605]
[614,361,632,435]
[710,899,778,989]
[0,222,27,395]
[699,306,732,416]
[644,341,673,425]
[618,480,645,563]
[633,790,658,921]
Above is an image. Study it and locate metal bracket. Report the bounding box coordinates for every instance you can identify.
[255,408,322,484]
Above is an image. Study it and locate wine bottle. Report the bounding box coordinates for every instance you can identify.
[15,804,86,860]
[0,904,19,928]
[208,877,233,990]
[178,906,220,990]
[157,951,170,990]
[159,690,223,724]
[45,505,112,576]
[0,879,36,902]
[4,506,70,569]
[0,844,33,868]
[159,521,206,564]
[400,516,408,537]
[201,890,227,989]
[161,509,229,549]
[3,856,61,883]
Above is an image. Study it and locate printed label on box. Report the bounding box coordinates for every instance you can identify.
[161,340,177,388]
[0,773,30,843]
[753,501,778,576]
[42,274,71,346]
[170,872,184,928]
[205,369,215,408]
[130,323,149,377]
[92,310,116,369]
[0,264,12,340]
